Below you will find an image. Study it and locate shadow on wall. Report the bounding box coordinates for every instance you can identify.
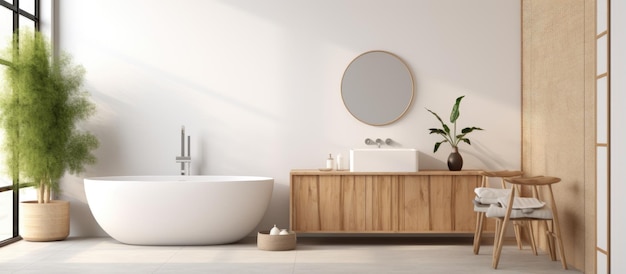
[418,140,516,171]
[58,174,107,237]
[255,180,290,233]
[471,141,518,171]
[61,195,107,237]
[417,152,443,170]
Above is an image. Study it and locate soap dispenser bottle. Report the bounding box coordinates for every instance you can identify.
[326,154,334,170]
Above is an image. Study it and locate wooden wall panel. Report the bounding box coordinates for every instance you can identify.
[521,0,595,271]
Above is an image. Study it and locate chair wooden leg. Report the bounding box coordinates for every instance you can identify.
[473,212,485,255]
[495,220,502,246]
[492,218,508,269]
[513,221,523,250]
[492,219,501,262]
[493,188,516,269]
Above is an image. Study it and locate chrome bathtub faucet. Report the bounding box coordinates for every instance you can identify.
[176,126,191,175]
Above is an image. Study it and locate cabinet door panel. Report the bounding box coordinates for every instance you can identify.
[318,176,342,231]
[341,176,366,231]
[430,175,453,231]
[400,176,430,231]
[366,175,399,231]
[453,175,481,232]
[292,175,321,231]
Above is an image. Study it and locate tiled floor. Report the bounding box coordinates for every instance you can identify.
[0,236,581,273]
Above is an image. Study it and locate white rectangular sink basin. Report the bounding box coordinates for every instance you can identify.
[350,148,418,172]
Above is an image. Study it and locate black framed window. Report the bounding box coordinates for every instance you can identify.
[0,0,40,247]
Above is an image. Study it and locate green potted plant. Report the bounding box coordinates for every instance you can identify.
[426,95,483,171]
[0,29,98,241]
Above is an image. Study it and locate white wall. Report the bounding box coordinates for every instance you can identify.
[611,1,625,272]
[56,0,521,237]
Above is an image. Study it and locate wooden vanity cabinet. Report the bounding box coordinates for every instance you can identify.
[289,170,492,234]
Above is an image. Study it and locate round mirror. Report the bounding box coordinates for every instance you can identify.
[341,50,414,126]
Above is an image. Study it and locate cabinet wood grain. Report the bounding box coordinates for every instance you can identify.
[290,170,491,234]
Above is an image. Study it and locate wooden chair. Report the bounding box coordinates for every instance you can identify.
[487,176,567,269]
[473,170,535,255]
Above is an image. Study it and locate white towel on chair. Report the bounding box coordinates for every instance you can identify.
[474,187,511,199]
[474,187,512,204]
[497,197,546,209]
[474,187,511,198]
[486,204,553,219]
[476,197,500,205]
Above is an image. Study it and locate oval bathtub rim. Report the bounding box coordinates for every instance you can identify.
[84,175,274,183]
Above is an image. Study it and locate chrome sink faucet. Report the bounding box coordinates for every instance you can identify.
[365,138,394,148]
[175,126,191,175]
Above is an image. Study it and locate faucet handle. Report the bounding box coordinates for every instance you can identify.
[375,138,383,148]
[176,156,191,162]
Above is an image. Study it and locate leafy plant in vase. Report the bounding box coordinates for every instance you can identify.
[0,29,99,241]
[426,95,482,171]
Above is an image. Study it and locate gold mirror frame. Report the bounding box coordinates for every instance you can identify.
[341,50,414,126]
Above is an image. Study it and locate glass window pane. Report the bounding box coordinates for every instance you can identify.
[0,65,8,188]
[0,190,14,241]
[597,35,607,75]
[19,15,35,31]
[20,186,36,202]
[20,0,35,16]
[0,7,13,56]
[597,251,608,274]
[596,146,608,251]
[597,0,608,34]
[597,76,608,144]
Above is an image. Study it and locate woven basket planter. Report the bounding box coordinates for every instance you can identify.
[21,200,70,242]
[257,230,296,251]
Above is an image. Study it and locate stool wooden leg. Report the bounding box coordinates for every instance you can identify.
[526,221,538,256]
[547,187,568,270]
[554,227,568,269]
[543,220,556,260]
[549,223,557,261]
[473,212,485,255]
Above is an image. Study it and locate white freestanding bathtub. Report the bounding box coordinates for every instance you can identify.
[84,176,274,245]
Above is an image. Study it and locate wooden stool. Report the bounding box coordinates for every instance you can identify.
[488,176,567,269]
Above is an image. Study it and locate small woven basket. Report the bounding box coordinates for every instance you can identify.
[257,230,296,251]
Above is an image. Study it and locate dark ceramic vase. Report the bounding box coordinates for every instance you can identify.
[447,147,463,171]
